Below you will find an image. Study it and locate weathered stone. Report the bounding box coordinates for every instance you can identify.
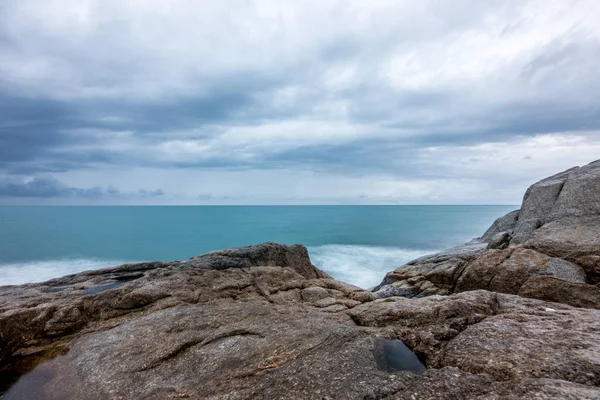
[187,242,329,279]
[0,243,333,366]
[577,255,600,284]
[480,209,519,242]
[455,248,587,295]
[3,277,600,399]
[300,286,330,302]
[349,291,600,389]
[511,167,576,244]
[374,159,600,310]
[373,243,485,298]
[519,276,600,309]
[547,159,600,220]
[407,242,487,265]
[525,216,600,264]
[486,230,512,249]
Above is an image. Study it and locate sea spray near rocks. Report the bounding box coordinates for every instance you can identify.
[0,259,137,286]
[309,244,433,289]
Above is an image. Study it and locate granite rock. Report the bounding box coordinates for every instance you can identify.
[374,160,600,309]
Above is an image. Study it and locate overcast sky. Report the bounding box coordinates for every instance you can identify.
[1,0,599,205]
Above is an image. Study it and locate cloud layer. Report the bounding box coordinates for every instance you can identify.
[1,0,599,204]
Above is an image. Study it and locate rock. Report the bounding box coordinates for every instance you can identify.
[300,286,331,302]
[524,216,600,281]
[373,242,487,298]
[479,209,519,242]
[187,242,329,279]
[349,291,600,390]
[546,258,587,283]
[548,159,600,220]
[455,248,587,296]
[3,262,600,399]
[511,167,576,244]
[577,255,600,285]
[486,230,512,250]
[518,276,600,309]
[406,242,488,265]
[0,243,331,367]
[374,159,600,310]
[512,159,600,245]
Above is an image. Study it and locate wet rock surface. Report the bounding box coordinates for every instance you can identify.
[1,161,599,399]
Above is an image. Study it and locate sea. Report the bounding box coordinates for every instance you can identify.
[0,206,516,288]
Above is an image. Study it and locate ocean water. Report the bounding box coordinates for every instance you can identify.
[0,206,515,288]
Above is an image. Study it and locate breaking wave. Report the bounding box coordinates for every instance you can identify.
[0,259,134,286]
[308,244,435,289]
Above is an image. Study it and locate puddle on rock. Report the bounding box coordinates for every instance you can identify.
[373,338,426,373]
[44,286,71,293]
[0,348,67,399]
[44,274,142,295]
[83,276,140,295]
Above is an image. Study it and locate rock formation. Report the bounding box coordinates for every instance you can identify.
[1,161,599,399]
[374,159,600,309]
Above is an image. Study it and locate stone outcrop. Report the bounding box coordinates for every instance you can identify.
[374,159,600,308]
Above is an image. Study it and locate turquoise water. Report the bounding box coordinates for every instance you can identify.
[0,206,515,288]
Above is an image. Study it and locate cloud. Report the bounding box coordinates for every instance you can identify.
[0,0,599,203]
[0,176,164,199]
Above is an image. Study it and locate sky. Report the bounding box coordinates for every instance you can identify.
[1,0,599,205]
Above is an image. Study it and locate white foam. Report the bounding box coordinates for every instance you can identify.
[1,246,435,289]
[0,259,133,286]
[308,244,435,289]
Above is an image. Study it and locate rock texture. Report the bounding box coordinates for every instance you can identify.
[1,160,600,399]
[375,159,600,308]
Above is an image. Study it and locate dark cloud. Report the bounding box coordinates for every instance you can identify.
[0,176,164,198]
[138,188,165,197]
[0,95,73,163]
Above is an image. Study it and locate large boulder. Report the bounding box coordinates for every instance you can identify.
[512,159,600,244]
[524,216,600,283]
[510,167,576,245]
[374,159,600,309]
[455,248,587,294]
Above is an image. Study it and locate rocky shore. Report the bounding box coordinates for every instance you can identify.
[1,161,599,399]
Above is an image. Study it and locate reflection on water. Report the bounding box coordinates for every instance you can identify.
[0,349,67,400]
[43,275,141,296]
[83,280,129,295]
[373,338,426,373]
[83,275,141,295]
